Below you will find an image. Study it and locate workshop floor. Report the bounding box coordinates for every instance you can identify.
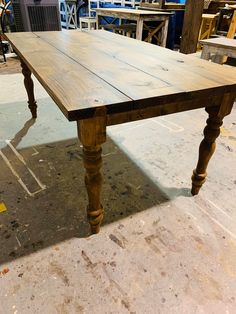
[0,57,236,314]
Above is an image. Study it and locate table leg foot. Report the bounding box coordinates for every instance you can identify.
[28,101,37,119]
[21,60,37,119]
[191,106,223,195]
[191,171,207,195]
[83,145,104,234]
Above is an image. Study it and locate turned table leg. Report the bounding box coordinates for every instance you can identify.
[191,94,235,195]
[21,60,37,118]
[82,145,104,233]
[77,108,106,234]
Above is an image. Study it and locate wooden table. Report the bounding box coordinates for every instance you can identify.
[96,8,172,46]
[200,37,236,63]
[5,30,236,234]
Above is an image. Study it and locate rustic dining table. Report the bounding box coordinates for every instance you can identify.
[95,8,172,46]
[5,30,236,234]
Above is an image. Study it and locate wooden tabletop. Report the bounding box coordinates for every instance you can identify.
[202,13,217,18]
[95,8,173,16]
[199,37,236,49]
[6,30,236,121]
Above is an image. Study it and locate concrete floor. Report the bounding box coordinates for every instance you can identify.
[0,57,236,314]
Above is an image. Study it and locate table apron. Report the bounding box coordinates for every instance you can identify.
[106,94,228,126]
[97,13,168,22]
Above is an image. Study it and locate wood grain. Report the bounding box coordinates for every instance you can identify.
[6,32,131,121]
[6,31,236,122]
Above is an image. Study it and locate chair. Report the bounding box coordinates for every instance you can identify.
[79,0,98,30]
[197,13,217,50]
[199,14,217,40]
[60,0,78,29]
[226,8,236,39]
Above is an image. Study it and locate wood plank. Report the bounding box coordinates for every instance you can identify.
[6,31,236,122]
[180,0,204,54]
[164,3,185,10]
[37,30,236,102]
[107,95,223,126]
[36,30,228,98]
[34,31,172,100]
[199,37,236,49]
[96,8,172,17]
[39,30,236,85]
[85,30,236,86]
[35,31,236,117]
[6,32,132,121]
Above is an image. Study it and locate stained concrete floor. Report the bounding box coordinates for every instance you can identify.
[0,57,236,314]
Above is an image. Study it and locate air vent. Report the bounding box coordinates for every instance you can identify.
[12,0,61,32]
